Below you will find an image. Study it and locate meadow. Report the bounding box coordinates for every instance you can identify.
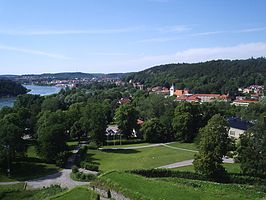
[95,171,266,200]
[88,142,197,171]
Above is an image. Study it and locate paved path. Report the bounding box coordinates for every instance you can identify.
[157,157,234,169]
[26,169,88,189]
[100,142,176,150]
[0,181,21,185]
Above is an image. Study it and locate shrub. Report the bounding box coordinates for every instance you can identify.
[80,161,99,171]
[72,165,79,173]
[71,172,97,182]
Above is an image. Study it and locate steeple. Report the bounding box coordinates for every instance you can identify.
[170,84,175,96]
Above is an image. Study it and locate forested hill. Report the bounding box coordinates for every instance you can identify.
[124,58,266,94]
[0,79,27,97]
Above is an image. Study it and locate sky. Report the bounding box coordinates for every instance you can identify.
[0,0,266,75]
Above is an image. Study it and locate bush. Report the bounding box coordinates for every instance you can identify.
[71,172,97,182]
[80,161,99,171]
[72,165,79,173]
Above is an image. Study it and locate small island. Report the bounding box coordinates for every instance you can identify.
[0,79,27,97]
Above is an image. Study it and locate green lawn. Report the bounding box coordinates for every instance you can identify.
[96,171,266,200]
[0,185,64,200]
[49,186,97,200]
[66,141,79,151]
[87,143,196,171]
[167,142,198,151]
[173,163,241,173]
[0,142,59,182]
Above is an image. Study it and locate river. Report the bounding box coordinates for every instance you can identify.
[0,85,62,109]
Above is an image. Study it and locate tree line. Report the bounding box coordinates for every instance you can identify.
[124,58,266,95]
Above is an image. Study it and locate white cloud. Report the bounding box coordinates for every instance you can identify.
[0,27,142,36]
[156,25,190,33]
[236,27,266,33]
[87,52,128,56]
[0,45,70,59]
[100,42,266,72]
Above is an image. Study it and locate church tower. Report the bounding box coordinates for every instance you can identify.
[170,84,175,96]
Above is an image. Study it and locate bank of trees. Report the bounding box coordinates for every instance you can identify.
[0,79,27,97]
[124,58,266,95]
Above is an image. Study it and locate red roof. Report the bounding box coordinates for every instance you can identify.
[234,99,259,103]
[194,94,221,97]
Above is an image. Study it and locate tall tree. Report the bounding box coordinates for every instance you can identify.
[237,121,266,177]
[172,102,200,142]
[114,104,138,138]
[193,114,230,180]
[141,118,173,143]
[0,113,25,169]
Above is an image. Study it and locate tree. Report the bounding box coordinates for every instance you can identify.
[0,113,25,169]
[114,104,138,138]
[70,120,83,143]
[81,102,109,145]
[237,121,266,177]
[37,111,68,162]
[172,102,200,142]
[193,114,230,180]
[141,118,172,143]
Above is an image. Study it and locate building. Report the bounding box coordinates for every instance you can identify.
[176,93,229,103]
[228,117,252,139]
[232,99,259,106]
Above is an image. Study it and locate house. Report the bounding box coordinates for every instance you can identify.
[193,94,229,103]
[232,99,259,106]
[228,117,252,139]
[176,93,229,103]
[118,97,131,105]
[175,95,200,102]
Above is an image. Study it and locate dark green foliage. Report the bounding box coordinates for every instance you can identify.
[141,118,173,143]
[72,165,79,173]
[37,111,68,162]
[71,171,97,182]
[237,121,266,177]
[193,114,230,180]
[0,79,27,97]
[0,113,25,167]
[172,102,201,142]
[124,58,266,94]
[80,161,99,171]
[114,104,138,138]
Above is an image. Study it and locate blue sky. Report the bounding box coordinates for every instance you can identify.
[0,0,266,74]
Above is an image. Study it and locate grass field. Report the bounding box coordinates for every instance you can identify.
[96,171,266,200]
[0,141,59,182]
[174,163,241,173]
[50,186,97,200]
[0,185,64,200]
[87,143,196,171]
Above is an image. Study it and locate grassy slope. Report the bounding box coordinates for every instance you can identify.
[49,186,97,200]
[0,143,59,182]
[89,143,196,171]
[97,171,266,200]
[0,185,64,200]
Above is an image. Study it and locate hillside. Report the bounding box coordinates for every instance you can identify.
[124,58,266,94]
[0,79,27,97]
